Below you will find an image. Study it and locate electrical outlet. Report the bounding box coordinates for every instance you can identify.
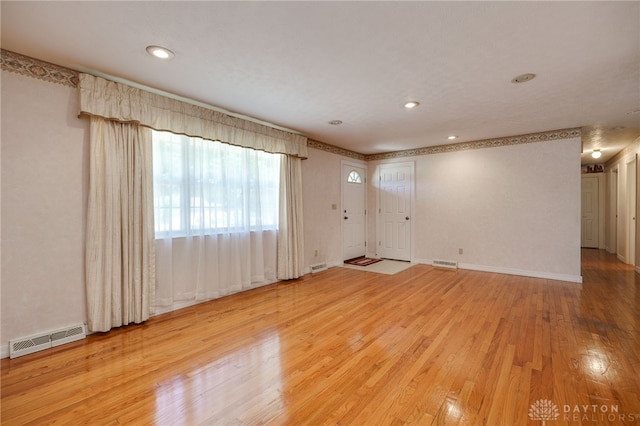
[314,249,319,257]
[458,248,463,255]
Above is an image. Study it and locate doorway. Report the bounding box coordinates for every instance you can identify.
[581,175,600,248]
[342,161,366,261]
[615,168,625,260]
[609,169,618,254]
[626,155,637,265]
[377,162,414,262]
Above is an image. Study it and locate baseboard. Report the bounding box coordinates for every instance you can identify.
[414,258,582,283]
[327,260,343,269]
[458,263,582,283]
[154,299,207,316]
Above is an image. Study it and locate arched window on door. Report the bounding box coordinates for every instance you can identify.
[347,170,362,184]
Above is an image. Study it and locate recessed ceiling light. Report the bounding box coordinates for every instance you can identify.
[591,149,602,159]
[146,45,175,60]
[447,135,457,140]
[328,120,343,125]
[403,101,420,109]
[511,73,536,84]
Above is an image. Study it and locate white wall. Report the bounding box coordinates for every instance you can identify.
[1,71,89,356]
[302,147,349,270]
[368,138,583,282]
[605,137,640,269]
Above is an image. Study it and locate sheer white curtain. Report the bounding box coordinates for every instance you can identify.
[85,117,155,332]
[153,131,280,307]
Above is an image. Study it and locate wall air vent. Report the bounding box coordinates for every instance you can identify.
[310,263,328,273]
[50,324,86,347]
[9,323,87,358]
[432,259,459,270]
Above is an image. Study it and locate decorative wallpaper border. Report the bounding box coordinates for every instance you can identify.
[364,128,582,161]
[307,139,366,161]
[2,49,581,160]
[307,128,582,162]
[1,49,78,88]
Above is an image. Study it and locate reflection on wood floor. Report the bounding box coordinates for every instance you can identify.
[1,249,639,425]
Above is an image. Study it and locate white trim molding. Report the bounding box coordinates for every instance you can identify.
[414,258,582,284]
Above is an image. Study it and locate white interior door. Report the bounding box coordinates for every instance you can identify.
[617,169,625,260]
[626,156,636,265]
[609,169,618,254]
[342,162,366,260]
[581,175,599,248]
[378,163,413,261]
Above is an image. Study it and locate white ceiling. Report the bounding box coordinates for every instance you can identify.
[2,1,639,163]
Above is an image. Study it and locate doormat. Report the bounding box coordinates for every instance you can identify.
[344,256,383,267]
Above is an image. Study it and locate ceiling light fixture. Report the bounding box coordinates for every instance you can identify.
[511,73,536,84]
[591,149,602,159]
[447,135,457,140]
[403,101,420,109]
[146,45,175,60]
[328,120,343,125]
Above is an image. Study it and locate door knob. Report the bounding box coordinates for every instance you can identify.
[406,216,410,220]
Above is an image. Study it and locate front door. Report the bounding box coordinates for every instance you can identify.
[342,162,366,260]
[378,162,413,261]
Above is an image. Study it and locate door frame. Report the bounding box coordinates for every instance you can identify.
[608,168,618,255]
[375,161,416,262]
[625,154,637,266]
[616,166,626,262]
[341,159,367,261]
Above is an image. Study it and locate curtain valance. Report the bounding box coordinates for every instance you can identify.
[78,73,308,158]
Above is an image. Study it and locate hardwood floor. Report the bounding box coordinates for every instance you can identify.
[2,249,639,425]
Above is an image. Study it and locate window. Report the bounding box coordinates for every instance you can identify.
[152,130,280,237]
[347,170,362,184]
